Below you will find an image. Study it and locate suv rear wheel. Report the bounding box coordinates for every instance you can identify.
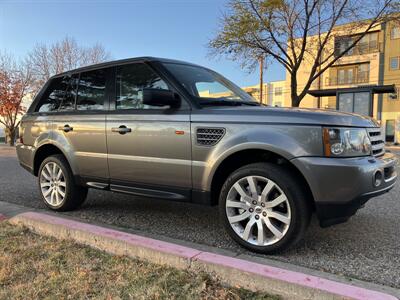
[38,154,88,211]
[219,162,311,253]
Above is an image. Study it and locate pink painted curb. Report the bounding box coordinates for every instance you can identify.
[11,211,398,300]
[0,214,7,221]
[195,252,396,300]
[18,212,201,260]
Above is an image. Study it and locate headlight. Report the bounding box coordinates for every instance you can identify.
[322,127,371,157]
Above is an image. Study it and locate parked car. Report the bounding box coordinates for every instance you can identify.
[16,57,398,253]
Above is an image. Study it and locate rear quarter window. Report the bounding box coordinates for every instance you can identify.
[35,77,67,112]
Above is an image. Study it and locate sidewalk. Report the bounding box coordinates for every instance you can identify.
[0,201,398,300]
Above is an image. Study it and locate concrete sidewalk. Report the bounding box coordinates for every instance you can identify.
[0,201,398,300]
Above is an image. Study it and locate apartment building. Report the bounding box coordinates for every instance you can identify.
[291,19,400,143]
[242,80,287,106]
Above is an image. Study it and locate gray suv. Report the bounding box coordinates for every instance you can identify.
[16,57,398,253]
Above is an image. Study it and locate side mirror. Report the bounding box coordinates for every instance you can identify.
[142,89,181,108]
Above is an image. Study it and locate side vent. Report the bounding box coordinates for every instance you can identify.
[196,127,225,146]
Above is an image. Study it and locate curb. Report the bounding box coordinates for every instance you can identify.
[0,214,7,221]
[7,211,397,300]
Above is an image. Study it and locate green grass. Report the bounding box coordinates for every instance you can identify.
[0,222,279,300]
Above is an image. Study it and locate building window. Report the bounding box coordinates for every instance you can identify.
[338,91,371,116]
[390,57,399,70]
[386,120,395,142]
[274,87,282,96]
[332,63,369,86]
[391,27,400,39]
[334,32,379,57]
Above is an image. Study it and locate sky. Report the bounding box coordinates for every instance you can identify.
[0,0,285,87]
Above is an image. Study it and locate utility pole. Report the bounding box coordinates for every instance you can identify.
[259,55,264,104]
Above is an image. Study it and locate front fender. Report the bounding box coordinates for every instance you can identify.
[192,125,323,191]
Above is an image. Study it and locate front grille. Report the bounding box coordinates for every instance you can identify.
[368,128,385,157]
[196,128,225,146]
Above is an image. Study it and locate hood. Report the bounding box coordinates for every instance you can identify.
[191,106,379,128]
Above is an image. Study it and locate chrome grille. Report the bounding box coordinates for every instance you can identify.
[196,128,225,146]
[368,128,385,157]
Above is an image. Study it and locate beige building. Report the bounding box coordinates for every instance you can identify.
[242,80,287,106]
[242,19,400,143]
[289,19,400,143]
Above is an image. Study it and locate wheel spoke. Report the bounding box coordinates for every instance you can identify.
[45,164,52,177]
[40,182,51,188]
[56,168,63,180]
[52,163,57,178]
[256,220,265,245]
[247,176,258,198]
[226,200,248,209]
[268,211,290,224]
[50,190,55,204]
[58,188,65,198]
[261,181,275,201]
[232,183,253,202]
[228,211,251,223]
[41,171,51,181]
[58,181,66,187]
[242,218,256,241]
[264,218,283,239]
[55,190,60,204]
[265,194,287,208]
[43,188,52,197]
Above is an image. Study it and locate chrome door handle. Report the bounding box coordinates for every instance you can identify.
[111,125,132,134]
[59,125,73,132]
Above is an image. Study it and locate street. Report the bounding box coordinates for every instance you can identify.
[1,145,399,289]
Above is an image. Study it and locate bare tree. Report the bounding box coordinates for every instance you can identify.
[0,52,32,146]
[26,37,111,94]
[209,0,399,107]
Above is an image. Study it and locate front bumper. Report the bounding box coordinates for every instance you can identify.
[291,152,398,227]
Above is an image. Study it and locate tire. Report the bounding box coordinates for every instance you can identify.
[219,162,311,254]
[38,154,88,211]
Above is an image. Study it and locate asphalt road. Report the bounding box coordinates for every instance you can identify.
[1,145,399,289]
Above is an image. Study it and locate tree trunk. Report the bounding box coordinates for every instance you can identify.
[290,73,301,107]
[8,129,16,147]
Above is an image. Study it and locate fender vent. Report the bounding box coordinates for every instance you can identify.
[196,128,225,146]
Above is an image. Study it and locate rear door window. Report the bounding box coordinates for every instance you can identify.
[59,75,79,111]
[35,77,67,112]
[76,69,107,111]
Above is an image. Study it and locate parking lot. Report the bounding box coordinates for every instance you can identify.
[1,145,399,289]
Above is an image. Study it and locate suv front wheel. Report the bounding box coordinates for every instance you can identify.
[219,162,311,254]
[38,154,88,211]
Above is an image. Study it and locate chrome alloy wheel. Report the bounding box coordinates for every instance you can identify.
[226,176,291,246]
[40,162,66,207]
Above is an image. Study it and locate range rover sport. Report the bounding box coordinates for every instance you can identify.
[16,57,398,253]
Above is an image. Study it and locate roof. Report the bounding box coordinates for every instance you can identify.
[308,84,396,97]
[54,56,201,78]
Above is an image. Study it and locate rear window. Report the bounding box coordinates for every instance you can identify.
[35,77,67,112]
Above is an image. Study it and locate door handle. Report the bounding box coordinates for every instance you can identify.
[111,125,132,135]
[59,124,73,132]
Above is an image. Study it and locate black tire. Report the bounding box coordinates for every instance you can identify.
[219,162,311,254]
[38,154,88,211]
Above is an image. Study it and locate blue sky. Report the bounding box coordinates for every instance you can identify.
[0,0,285,87]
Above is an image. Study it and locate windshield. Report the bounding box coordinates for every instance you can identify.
[162,63,257,104]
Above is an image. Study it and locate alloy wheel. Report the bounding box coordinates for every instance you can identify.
[225,175,291,246]
[40,162,66,207]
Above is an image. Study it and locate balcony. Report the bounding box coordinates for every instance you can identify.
[334,42,382,57]
[325,71,370,86]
